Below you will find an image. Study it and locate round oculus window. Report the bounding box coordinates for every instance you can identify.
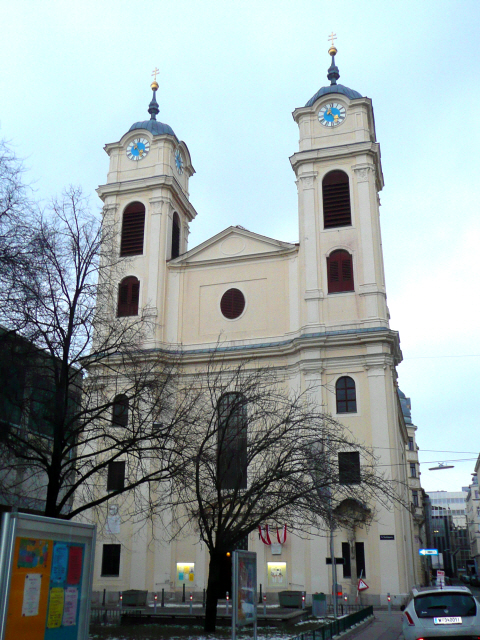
[220,288,245,319]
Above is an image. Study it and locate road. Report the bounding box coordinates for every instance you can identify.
[348,610,403,640]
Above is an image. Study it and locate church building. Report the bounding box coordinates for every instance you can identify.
[88,44,417,605]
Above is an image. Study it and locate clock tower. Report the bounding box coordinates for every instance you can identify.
[291,42,388,334]
[96,76,198,345]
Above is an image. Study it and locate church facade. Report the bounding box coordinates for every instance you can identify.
[87,47,417,605]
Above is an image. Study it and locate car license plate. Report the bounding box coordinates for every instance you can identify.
[433,617,462,624]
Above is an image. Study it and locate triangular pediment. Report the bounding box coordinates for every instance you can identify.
[170,226,297,266]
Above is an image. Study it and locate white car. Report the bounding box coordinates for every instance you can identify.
[402,586,480,640]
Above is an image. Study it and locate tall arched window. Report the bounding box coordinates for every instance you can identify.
[336,377,357,413]
[112,394,129,427]
[217,392,247,490]
[117,276,140,317]
[322,170,351,228]
[327,249,354,293]
[171,213,180,259]
[120,202,145,256]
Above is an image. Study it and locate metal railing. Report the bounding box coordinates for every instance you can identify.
[90,606,123,624]
[291,606,374,640]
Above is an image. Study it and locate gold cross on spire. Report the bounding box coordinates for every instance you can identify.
[328,32,337,56]
[152,67,159,82]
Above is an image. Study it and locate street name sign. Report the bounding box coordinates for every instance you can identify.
[419,548,438,556]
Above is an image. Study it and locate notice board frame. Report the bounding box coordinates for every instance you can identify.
[232,550,257,640]
[0,511,96,640]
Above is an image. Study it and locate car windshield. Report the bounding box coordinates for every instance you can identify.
[414,593,477,618]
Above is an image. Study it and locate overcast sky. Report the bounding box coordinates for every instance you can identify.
[2,0,479,494]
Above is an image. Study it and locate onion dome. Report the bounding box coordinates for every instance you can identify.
[128,74,176,137]
[306,41,362,107]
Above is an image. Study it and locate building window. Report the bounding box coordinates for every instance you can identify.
[112,394,129,427]
[117,276,140,317]
[336,376,357,413]
[220,288,245,320]
[101,544,121,577]
[322,170,351,228]
[120,202,145,256]
[327,250,354,293]
[342,542,351,578]
[408,437,414,451]
[217,392,247,490]
[410,463,417,478]
[355,542,366,578]
[338,452,361,485]
[107,461,125,491]
[412,490,419,507]
[171,212,181,259]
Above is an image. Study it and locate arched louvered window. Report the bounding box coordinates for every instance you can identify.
[117,276,140,317]
[171,213,180,259]
[217,392,247,490]
[220,288,245,319]
[336,377,357,413]
[327,250,354,293]
[120,202,145,256]
[322,171,351,228]
[112,394,129,427]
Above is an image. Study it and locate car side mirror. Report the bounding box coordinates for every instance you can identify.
[400,605,405,611]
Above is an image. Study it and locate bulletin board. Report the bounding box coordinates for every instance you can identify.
[0,512,95,640]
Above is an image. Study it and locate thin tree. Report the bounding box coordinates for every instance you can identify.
[0,139,36,305]
[0,187,187,520]
[171,357,403,632]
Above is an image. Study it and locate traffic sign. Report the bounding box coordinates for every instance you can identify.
[357,578,369,591]
[419,548,438,556]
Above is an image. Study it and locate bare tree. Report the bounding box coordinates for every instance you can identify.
[0,139,36,304]
[0,187,187,520]
[170,357,402,632]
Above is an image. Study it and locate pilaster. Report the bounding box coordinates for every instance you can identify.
[297,171,322,327]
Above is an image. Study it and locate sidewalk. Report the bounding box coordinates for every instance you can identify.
[347,610,403,640]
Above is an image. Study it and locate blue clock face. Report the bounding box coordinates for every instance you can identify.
[319,103,346,127]
[126,138,150,161]
[175,148,184,175]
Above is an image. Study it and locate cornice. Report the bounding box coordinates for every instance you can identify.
[290,141,384,190]
[96,175,198,222]
[85,325,402,373]
[167,246,299,270]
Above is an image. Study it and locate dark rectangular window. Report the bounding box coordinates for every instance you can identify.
[342,542,351,578]
[338,452,361,485]
[101,544,121,576]
[412,490,419,507]
[120,204,145,256]
[322,171,352,228]
[218,393,247,490]
[355,542,366,578]
[107,461,125,492]
[410,463,417,478]
[327,250,354,294]
[408,437,414,451]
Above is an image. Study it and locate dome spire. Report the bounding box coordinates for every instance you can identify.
[327,32,340,85]
[148,67,160,121]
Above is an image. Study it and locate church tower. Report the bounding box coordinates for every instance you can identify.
[96,74,197,345]
[291,39,388,334]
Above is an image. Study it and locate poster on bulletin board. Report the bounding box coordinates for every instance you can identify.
[0,512,95,640]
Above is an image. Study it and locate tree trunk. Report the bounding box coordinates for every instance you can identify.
[44,469,61,518]
[204,550,222,632]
